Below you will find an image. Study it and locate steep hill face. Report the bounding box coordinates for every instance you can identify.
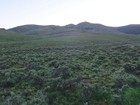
[117,24,140,34]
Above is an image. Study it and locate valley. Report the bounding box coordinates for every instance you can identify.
[0,23,140,105]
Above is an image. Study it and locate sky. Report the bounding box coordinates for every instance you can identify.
[0,0,140,29]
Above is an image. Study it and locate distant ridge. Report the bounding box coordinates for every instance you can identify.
[117,24,140,34]
[76,22,117,32]
[8,25,45,33]
[9,22,118,35]
[0,28,6,31]
[8,22,140,35]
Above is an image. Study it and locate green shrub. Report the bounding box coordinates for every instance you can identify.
[123,87,140,105]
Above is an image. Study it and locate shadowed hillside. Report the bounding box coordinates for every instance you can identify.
[9,22,140,36]
[117,24,140,34]
[9,22,120,36]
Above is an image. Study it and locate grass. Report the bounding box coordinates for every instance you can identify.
[1,31,140,50]
[123,87,140,105]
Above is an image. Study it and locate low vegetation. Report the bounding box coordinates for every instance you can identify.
[0,31,140,105]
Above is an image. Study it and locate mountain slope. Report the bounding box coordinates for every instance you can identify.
[117,24,140,34]
[9,22,119,36]
[0,28,6,31]
[76,22,117,32]
[9,25,45,33]
[0,29,38,42]
[9,22,140,35]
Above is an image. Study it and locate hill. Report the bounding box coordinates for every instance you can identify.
[117,24,140,34]
[0,29,38,42]
[9,22,120,36]
[9,22,140,35]
[8,25,45,33]
[0,24,140,105]
[76,22,117,32]
[0,28,6,31]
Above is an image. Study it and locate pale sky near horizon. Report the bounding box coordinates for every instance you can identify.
[0,0,140,29]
